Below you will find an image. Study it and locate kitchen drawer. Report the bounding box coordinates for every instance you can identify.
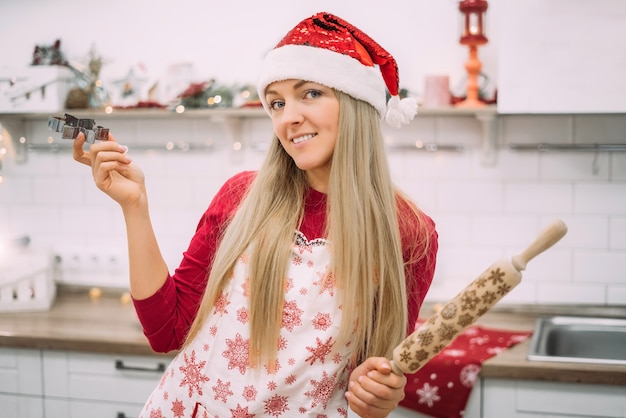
[0,393,44,418]
[43,351,169,404]
[516,380,626,417]
[45,398,143,418]
[0,347,43,396]
[483,378,626,418]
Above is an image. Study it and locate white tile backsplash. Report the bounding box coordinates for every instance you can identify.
[435,116,483,145]
[438,181,504,214]
[574,183,626,215]
[573,251,626,284]
[149,179,196,209]
[9,205,61,235]
[434,246,504,282]
[501,115,573,144]
[33,176,82,205]
[549,216,609,250]
[0,177,33,204]
[536,282,606,305]
[472,150,539,181]
[15,151,60,175]
[391,115,436,143]
[607,286,626,305]
[1,113,625,307]
[470,215,541,248]
[610,217,626,250]
[540,152,610,181]
[504,182,572,214]
[59,204,116,235]
[389,148,471,181]
[612,153,626,181]
[431,214,471,246]
[521,248,573,283]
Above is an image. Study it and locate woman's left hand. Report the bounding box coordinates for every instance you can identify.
[345,357,407,418]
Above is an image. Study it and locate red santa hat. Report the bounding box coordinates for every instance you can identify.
[257,12,417,128]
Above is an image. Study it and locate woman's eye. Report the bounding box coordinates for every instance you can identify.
[304,90,322,99]
[269,100,284,111]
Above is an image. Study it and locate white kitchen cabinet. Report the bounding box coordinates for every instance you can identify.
[44,398,143,418]
[0,347,43,396]
[42,351,168,414]
[482,378,626,418]
[0,348,44,417]
[0,394,44,418]
[0,348,169,418]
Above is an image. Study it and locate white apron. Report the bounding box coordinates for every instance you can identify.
[139,232,351,417]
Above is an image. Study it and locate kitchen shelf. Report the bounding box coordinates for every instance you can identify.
[1,107,267,120]
[388,142,465,152]
[414,105,497,163]
[510,143,626,152]
[0,105,498,163]
[2,105,497,119]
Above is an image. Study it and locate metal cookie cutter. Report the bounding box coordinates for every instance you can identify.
[48,113,109,144]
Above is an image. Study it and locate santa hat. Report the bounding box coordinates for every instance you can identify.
[257,12,417,128]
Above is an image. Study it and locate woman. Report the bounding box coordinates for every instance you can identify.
[74,12,437,418]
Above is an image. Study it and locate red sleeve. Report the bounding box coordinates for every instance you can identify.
[132,171,256,353]
[398,199,438,336]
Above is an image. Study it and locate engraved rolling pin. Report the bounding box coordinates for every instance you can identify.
[390,219,568,375]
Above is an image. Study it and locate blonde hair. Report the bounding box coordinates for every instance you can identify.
[184,90,431,366]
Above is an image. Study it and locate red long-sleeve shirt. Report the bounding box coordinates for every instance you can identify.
[133,171,438,353]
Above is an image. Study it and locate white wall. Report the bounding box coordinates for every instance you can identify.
[1,1,625,307]
[497,0,626,113]
[0,0,499,100]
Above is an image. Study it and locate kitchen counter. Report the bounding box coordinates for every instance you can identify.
[0,286,169,357]
[1,287,625,385]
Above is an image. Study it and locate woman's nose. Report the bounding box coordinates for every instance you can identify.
[280,101,304,124]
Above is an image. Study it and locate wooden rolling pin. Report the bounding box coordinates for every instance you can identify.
[390,219,568,375]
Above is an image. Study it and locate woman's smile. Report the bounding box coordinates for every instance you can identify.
[292,133,316,144]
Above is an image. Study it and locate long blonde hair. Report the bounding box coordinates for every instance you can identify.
[184,90,430,366]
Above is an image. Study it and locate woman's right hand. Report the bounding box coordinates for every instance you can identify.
[73,131,146,209]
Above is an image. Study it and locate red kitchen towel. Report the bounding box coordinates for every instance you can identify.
[400,320,532,418]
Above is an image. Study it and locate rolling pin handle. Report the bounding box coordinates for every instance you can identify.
[511,219,568,272]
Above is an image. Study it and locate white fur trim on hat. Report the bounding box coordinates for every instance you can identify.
[257,44,388,118]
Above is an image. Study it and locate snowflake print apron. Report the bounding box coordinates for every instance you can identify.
[140,232,352,417]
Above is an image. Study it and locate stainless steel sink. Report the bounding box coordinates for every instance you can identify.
[527,316,626,365]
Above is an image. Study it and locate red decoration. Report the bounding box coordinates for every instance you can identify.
[459,0,488,46]
[455,0,489,108]
[179,82,211,99]
[401,319,531,418]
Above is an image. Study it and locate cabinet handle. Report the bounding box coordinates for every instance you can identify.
[117,414,128,418]
[115,359,166,373]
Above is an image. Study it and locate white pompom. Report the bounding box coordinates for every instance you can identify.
[384,95,418,128]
